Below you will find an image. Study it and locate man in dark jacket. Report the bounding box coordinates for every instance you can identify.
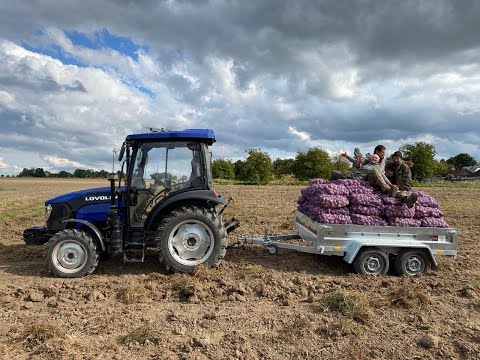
[387,151,413,191]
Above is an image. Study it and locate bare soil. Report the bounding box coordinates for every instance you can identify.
[0,178,479,359]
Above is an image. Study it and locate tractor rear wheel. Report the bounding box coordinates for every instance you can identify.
[158,205,226,273]
[45,229,99,278]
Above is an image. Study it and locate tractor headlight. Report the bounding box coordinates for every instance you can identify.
[45,204,52,223]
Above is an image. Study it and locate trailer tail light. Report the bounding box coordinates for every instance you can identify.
[431,236,439,241]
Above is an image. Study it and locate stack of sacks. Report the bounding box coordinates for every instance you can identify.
[383,195,421,227]
[297,178,449,228]
[297,179,351,224]
[338,179,387,226]
[414,191,449,228]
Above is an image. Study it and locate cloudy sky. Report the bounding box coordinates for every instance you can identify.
[0,0,479,175]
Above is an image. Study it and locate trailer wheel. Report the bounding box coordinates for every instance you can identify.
[45,229,99,278]
[394,251,429,276]
[266,245,278,255]
[158,205,226,274]
[353,248,389,276]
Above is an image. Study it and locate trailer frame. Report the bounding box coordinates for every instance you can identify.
[241,211,459,275]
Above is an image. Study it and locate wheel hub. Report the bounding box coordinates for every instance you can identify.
[406,257,422,272]
[56,242,87,270]
[169,221,214,266]
[365,256,381,272]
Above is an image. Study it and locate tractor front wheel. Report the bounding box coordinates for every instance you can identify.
[45,229,99,278]
[158,205,226,273]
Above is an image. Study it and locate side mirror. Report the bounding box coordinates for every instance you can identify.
[118,143,126,161]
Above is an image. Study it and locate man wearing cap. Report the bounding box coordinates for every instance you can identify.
[388,151,414,192]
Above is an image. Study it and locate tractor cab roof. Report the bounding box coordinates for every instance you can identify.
[126,129,215,145]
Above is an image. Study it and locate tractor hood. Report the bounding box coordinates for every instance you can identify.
[47,187,113,204]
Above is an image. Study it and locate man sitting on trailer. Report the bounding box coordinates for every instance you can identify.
[386,151,414,192]
[332,152,417,208]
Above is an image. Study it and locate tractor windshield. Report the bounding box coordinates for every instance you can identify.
[129,141,206,226]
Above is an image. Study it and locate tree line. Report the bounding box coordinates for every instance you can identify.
[213,142,479,185]
[10,142,478,183]
[16,168,116,178]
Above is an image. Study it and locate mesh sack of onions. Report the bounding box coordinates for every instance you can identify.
[349,204,382,217]
[347,184,375,195]
[315,194,349,208]
[351,213,387,226]
[420,217,449,228]
[381,195,402,205]
[335,179,370,187]
[388,217,421,227]
[313,183,349,195]
[385,204,415,218]
[315,213,352,224]
[414,206,445,219]
[350,193,383,208]
[412,191,439,208]
[309,178,330,186]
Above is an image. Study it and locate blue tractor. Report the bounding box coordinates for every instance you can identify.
[23,129,237,277]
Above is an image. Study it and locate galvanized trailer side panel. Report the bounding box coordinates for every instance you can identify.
[295,211,458,265]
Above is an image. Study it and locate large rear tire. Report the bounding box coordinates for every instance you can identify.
[45,229,99,278]
[157,205,226,273]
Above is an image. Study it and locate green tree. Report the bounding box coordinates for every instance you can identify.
[73,169,88,178]
[57,171,72,178]
[273,158,295,177]
[18,168,35,177]
[33,168,46,177]
[400,142,437,180]
[331,154,352,174]
[233,160,244,179]
[212,158,235,179]
[435,159,451,176]
[238,149,273,184]
[446,153,477,169]
[292,147,333,181]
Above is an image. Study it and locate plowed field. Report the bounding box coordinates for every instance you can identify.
[0,178,479,359]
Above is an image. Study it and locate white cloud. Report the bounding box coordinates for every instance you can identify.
[288,126,311,141]
[43,155,86,169]
[0,156,8,169]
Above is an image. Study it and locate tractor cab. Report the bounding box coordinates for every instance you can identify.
[120,129,215,228]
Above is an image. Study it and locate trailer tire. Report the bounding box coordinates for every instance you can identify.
[158,205,226,274]
[45,229,99,278]
[353,248,389,276]
[394,250,429,276]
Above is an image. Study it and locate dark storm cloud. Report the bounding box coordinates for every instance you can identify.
[1,0,480,172]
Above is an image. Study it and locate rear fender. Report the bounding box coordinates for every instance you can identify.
[144,190,226,231]
[62,219,106,251]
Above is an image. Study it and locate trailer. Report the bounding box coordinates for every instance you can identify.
[241,211,459,276]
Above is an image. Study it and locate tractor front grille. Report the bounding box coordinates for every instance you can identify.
[46,203,72,231]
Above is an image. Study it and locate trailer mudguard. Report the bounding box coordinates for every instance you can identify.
[144,189,226,230]
[62,219,106,251]
[344,241,437,267]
